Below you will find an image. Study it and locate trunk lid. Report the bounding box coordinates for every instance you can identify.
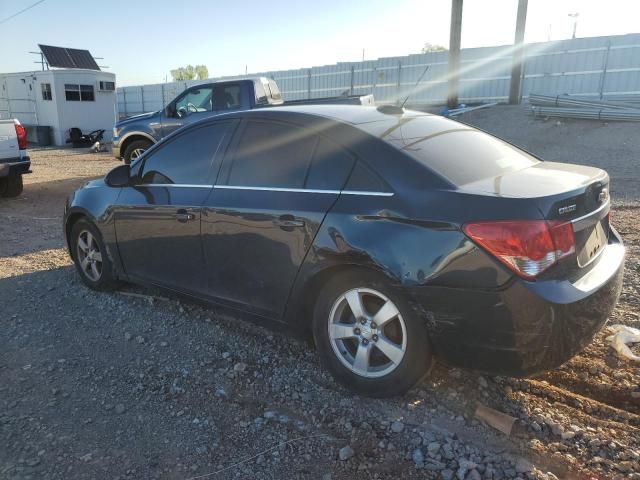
[461,161,611,275]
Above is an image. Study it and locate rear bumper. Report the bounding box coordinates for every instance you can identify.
[0,157,31,178]
[407,228,625,377]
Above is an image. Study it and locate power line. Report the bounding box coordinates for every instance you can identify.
[0,0,47,25]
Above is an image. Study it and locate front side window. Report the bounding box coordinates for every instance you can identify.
[41,83,52,101]
[65,84,94,102]
[140,122,232,185]
[174,87,213,117]
[226,120,316,188]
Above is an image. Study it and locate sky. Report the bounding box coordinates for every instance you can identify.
[1,0,639,86]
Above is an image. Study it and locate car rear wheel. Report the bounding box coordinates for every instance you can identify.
[313,270,433,397]
[0,174,23,198]
[70,219,119,291]
[123,139,152,164]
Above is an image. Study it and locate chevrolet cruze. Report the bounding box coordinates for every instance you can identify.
[64,105,624,397]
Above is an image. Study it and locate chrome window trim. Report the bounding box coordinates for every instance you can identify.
[341,190,394,197]
[136,184,214,188]
[214,185,394,196]
[133,184,394,196]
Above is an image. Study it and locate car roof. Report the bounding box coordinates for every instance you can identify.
[244,104,431,125]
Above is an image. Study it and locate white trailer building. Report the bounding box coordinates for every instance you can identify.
[0,68,117,146]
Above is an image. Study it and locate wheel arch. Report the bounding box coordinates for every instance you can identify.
[119,132,155,158]
[284,263,397,339]
[64,210,92,256]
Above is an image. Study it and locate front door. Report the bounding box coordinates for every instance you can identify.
[201,118,355,319]
[114,121,236,293]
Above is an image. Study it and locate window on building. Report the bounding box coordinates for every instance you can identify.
[80,85,95,101]
[65,84,95,102]
[41,83,52,101]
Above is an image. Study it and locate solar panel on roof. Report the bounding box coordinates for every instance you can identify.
[39,44,75,68]
[67,48,100,70]
[38,44,101,71]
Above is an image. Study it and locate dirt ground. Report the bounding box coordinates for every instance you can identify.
[1,111,639,480]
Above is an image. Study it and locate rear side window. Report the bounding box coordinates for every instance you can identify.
[140,122,232,185]
[226,120,316,188]
[306,138,355,190]
[214,84,241,110]
[375,116,538,185]
[345,161,388,192]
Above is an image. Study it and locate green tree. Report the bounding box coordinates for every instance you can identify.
[421,43,447,53]
[194,65,208,80]
[170,64,209,81]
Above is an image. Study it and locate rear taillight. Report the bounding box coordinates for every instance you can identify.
[14,120,27,150]
[463,220,575,279]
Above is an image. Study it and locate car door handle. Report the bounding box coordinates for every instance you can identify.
[175,210,196,223]
[274,215,305,229]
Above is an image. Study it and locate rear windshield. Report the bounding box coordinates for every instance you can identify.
[368,116,539,186]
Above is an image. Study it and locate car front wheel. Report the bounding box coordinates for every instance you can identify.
[70,219,119,291]
[313,270,433,397]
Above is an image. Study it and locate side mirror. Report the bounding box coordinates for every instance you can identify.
[105,164,131,187]
[165,103,176,118]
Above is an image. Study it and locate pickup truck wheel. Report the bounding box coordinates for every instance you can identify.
[70,219,119,291]
[0,174,23,198]
[123,139,152,164]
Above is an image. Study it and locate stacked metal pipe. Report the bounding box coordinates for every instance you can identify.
[528,93,640,122]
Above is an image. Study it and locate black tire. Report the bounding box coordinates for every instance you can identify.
[122,139,152,164]
[70,219,119,291]
[313,270,433,397]
[0,174,23,198]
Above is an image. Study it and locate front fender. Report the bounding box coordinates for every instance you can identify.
[64,182,124,277]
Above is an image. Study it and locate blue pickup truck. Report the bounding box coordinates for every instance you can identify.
[112,77,374,163]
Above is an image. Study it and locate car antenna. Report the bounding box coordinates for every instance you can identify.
[400,64,430,109]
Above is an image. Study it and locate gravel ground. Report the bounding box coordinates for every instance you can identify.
[1,112,639,480]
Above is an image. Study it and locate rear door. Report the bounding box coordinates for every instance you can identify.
[201,119,355,319]
[114,120,236,294]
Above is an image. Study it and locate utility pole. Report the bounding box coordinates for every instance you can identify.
[568,12,579,39]
[508,0,528,105]
[447,0,463,108]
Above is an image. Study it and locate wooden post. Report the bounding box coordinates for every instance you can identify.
[508,0,528,104]
[447,0,463,108]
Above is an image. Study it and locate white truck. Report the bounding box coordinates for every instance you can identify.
[0,119,30,197]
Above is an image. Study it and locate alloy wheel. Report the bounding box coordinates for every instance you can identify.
[76,230,103,282]
[328,288,407,378]
[130,148,146,160]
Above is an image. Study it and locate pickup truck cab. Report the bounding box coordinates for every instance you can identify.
[112,78,284,163]
[112,76,374,163]
[0,119,30,197]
